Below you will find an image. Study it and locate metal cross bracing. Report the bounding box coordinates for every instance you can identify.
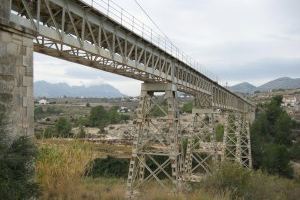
[239,114,252,168]
[127,83,183,197]
[183,109,217,182]
[182,93,223,182]
[10,0,254,112]
[222,113,239,163]
[222,113,252,168]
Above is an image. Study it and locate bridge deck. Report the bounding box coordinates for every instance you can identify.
[10,0,254,112]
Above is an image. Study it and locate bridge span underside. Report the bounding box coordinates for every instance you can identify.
[0,0,255,197]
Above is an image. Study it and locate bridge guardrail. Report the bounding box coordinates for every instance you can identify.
[83,0,219,82]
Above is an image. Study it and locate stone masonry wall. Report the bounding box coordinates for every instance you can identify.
[0,26,34,139]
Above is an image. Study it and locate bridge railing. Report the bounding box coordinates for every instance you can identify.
[83,0,218,82]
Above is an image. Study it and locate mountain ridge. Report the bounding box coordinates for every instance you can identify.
[229,82,257,94]
[229,77,300,94]
[34,81,125,98]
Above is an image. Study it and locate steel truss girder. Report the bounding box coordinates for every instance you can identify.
[10,0,254,112]
[127,83,183,197]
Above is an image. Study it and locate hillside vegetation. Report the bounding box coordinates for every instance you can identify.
[35,105,130,139]
[251,95,300,178]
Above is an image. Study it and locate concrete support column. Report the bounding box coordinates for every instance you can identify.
[0,7,35,139]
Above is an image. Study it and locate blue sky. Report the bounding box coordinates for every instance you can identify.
[34,0,300,96]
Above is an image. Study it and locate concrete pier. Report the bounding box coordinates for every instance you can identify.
[0,2,34,139]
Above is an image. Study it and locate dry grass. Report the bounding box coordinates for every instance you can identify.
[36,139,95,199]
[35,139,230,200]
[35,139,300,199]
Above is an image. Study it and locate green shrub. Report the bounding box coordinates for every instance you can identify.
[85,156,129,178]
[290,144,300,161]
[75,116,89,127]
[0,136,39,199]
[34,106,62,120]
[55,117,72,138]
[182,101,193,113]
[204,162,251,198]
[40,117,73,139]
[215,124,224,142]
[89,106,130,128]
[85,155,173,179]
[261,144,293,178]
[245,170,300,200]
[89,106,109,128]
[0,103,39,199]
[44,126,56,138]
[203,162,300,200]
[34,106,44,120]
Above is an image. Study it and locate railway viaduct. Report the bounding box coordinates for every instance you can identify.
[0,0,255,196]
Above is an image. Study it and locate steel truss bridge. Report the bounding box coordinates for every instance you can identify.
[4,0,255,197]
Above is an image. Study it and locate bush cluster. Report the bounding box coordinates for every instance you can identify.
[0,104,39,199]
[202,162,300,200]
[181,101,193,113]
[39,117,73,138]
[34,106,62,120]
[251,95,298,177]
[88,106,129,129]
[85,156,129,178]
[85,155,173,179]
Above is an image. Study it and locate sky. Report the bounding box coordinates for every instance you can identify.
[34,0,300,96]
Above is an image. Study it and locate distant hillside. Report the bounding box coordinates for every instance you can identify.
[229,82,257,94]
[257,77,300,91]
[34,81,124,98]
[229,77,300,94]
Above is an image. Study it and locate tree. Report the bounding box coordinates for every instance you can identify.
[0,104,39,199]
[250,95,296,177]
[274,112,292,146]
[108,106,121,124]
[34,106,44,120]
[290,144,300,161]
[55,117,72,138]
[261,144,293,178]
[89,106,109,128]
[89,106,130,128]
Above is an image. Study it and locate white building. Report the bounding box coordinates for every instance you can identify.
[118,106,131,113]
[38,99,48,105]
[282,95,297,107]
